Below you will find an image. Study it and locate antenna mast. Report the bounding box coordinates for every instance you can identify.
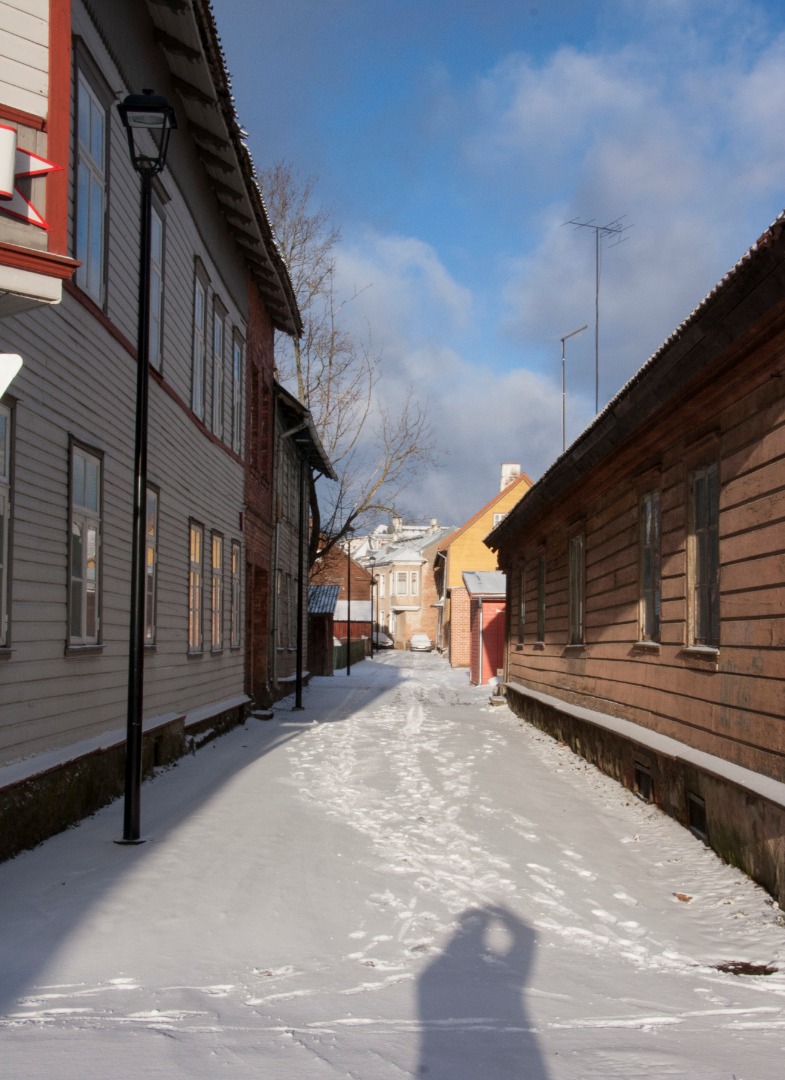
[564,216,631,412]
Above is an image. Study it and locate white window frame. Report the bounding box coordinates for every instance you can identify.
[75,68,107,303]
[188,522,203,653]
[640,490,661,643]
[231,334,244,454]
[149,203,165,371]
[396,571,408,596]
[212,304,225,437]
[69,444,101,646]
[192,269,208,419]
[145,487,158,645]
[0,403,11,647]
[230,540,241,648]
[379,573,385,599]
[410,571,419,597]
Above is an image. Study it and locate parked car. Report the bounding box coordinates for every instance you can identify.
[374,631,394,649]
[409,633,433,652]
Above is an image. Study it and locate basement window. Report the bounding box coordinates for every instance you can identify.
[634,762,655,803]
[687,792,708,841]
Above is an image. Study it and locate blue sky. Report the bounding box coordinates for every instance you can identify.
[215,0,785,525]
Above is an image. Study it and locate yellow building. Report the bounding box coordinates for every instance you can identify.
[438,465,532,666]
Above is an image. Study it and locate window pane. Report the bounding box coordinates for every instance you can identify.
[85,458,99,512]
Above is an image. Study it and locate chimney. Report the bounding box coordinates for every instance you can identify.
[500,463,520,490]
[429,518,438,530]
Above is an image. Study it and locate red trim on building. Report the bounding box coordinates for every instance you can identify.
[0,106,46,131]
[0,240,78,278]
[47,0,72,253]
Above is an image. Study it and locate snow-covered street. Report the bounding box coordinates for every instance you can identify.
[1,651,784,1079]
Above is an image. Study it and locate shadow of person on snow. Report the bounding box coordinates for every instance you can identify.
[416,904,550,1079]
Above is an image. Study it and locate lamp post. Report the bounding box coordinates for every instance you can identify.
[117,90,176,844]
[369,552,377,652]
[560,324,588,452]
[346,532,352,676]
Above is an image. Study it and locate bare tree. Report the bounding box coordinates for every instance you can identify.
[261,161,434,564]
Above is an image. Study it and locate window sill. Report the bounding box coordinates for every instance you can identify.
[633,640,661,653]
[187,649,204,658]
[0,647,11,659]
[65,644,104,656]
[563,643,586,653]
[681,645,719,662]
[211,647,224,655]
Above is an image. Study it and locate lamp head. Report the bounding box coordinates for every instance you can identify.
[118,90,177,176]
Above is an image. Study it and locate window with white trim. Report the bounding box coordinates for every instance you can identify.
[410,571,419,596]
[212,304,225,437]
[230,540,241,648]
[188,522,203,652]
[75,69,107,302]
[144,487,158,645]
[568,533,585,645]
[149,204,165,371]
[0,403,11,647]
[69,445,101,645]
[379,573,385,598]
[191,269,207,419]
[690,463,720,647]
[396,571,407,595]
[231,334,244,454]
[640,490,661,643]
[211,533,223,650]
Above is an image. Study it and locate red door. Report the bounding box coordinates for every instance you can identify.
[481,601,506,684]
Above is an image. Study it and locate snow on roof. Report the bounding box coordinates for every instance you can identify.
[334,600,372,622]
[462,571,507,597]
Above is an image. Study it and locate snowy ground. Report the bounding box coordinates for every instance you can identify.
[1,651,784,1079]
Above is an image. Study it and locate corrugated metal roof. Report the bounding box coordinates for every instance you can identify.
[462,571,507,597]
[308,584,340,615]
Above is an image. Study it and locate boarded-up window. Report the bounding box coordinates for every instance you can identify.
[690,464,720,647]
[640,490,661,642]
[568,534,585,645]
[536,556,546,642]
[518,565,526,642]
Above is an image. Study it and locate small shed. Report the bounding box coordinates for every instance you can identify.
[308,585,340,676]
[463,571,507,686]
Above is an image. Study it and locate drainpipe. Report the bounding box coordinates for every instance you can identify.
[478,598,484,685]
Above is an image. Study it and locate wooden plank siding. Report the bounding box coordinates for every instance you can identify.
[496,243,785,791]
[0,0,48,119]
[0,0,270,768]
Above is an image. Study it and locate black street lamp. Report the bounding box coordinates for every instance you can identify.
[368,552,376,657]
[346,532,352,676]
[117,91,176,844]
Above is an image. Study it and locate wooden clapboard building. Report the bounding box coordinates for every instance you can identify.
[488,213,785,906]
[0,0,303,857]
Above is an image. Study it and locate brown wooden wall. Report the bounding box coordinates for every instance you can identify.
[500,316,785,783]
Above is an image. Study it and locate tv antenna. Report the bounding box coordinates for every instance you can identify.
[563,216,631,412]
